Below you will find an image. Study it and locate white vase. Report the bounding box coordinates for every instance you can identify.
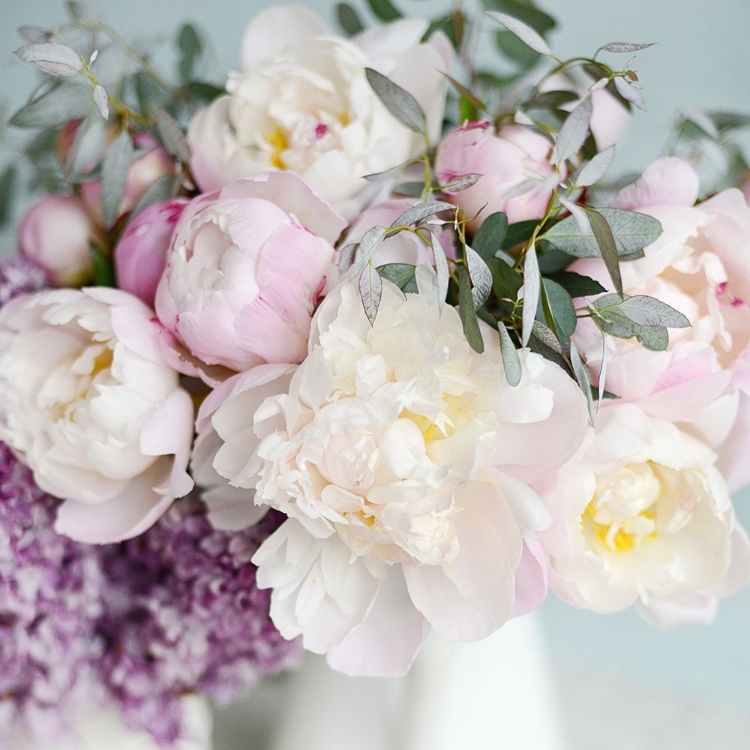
[215,612,564,750]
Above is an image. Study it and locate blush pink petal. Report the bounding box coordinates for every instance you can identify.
[512,540,548,618]
[326,569,429,677]
[612,157,700,210]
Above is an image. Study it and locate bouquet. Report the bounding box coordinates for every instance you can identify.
[2,0,750,746]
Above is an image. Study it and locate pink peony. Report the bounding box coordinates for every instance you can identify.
[114,199,188,308]
[155,172,347,380]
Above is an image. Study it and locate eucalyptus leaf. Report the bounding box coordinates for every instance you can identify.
[365,68,427,135]
[367,0,402,21]
[532,320,564,354]
[363,159,415,183]
[482,0,556,34]
[432,233,450,311]
[503,219,538,250]
[178,24,202,81]
[93,84,109,120]
[154,107,190,162]
[521,242,540,347]
[377,263,417,294]
[0,166,18,227]
[18,27,50,44]
[542,278,576,340]
[10,84,93,128]
[473,211,508,262]
[570,342,595,423]
[16,43,83,77]
[338,243,358,273]
[542,207,662,259]
[488,257,522,302]
[598,293,691,328]
[548,271,606,298]
[359,263,383,325]
[442,73,487,112]
[389,201,455,230]
[458,266,484,354]
[572,146,615,187]
[101,130,134,228]
[614,76,645,110]
[393,182,425,198]
[441,173,483,192]
[350,226,387,276]
[466,246,493,308]
[129,174,179,221]
[584,207,622,296]
[554,96,593,164]
[601,42,655,54]
[498,324,522,386]
[65,111,107,176]
[526,90,579,110]
[336,3,364,35]
[486,11,553,56]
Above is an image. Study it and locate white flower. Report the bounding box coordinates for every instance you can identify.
[541,403,750,625]
[194,268,589,676]
[187,6,451,213]
[0,288,194,543]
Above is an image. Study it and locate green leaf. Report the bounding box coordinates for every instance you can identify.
[542,278,576,340]
[0,166,18,227]
[466,246,493,308]
[350,226,388,276]
[359,263,383,325]
[65,110,107,177]
[548,271,607,298]
[502,219,538,250]
[377,263,417,293]
[337,3,364,35]
[432,233,450,310]
[458,266,484,353]
[472,211,508,262]
[572,146,615,188]
[365,68,427,135]
[595,293,690,329]
[389,201,455,231]
[537,244,572,274]
[591,294,671,351]
[10,84,93,128]
[531,319,564,354]
[366,0,402,21]
[494,31,542,67]
[178,24,202,81]
[600,42,655,54]
[498,323,522,386]
[554,96,593,164]
[570,342,595,423]
[129,174,178,222]
[91,245,115,287]
[16,43,83,77]
[393,182,425,197]
[183,80,224,102]
[154,107,190,162]
[488,257,522,302]
[442,73,488,113]
[440,174,482,192]
[584,207,622,297]
[542,207,662,259]
[101,130,134,228]
[482,0,556,33]
[526,90,579,110]
[521,242,540,346]
[486,11,553,56]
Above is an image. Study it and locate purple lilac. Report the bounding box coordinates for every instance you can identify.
[0,443,106,745]
[0,254,47,307]
[98,496,302,746]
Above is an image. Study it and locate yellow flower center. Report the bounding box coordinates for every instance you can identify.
[267,128,288,170]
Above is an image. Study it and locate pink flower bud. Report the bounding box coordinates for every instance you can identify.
[18,195,94,287]
[114,199,188,308]
[435,121,555,232]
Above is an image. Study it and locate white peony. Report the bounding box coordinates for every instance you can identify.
[540,403,750,626]
[194,268,589,676]
[0,288,194,543]
[187,6,451,213]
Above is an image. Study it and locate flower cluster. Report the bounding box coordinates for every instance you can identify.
[2,0,750,744]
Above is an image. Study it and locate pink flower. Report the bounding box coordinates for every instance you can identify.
[0,287,194,543]
[18,195,94,287]
[155,172,347,380]
[80,134,175,227]
[435,121,554,231]
[114,199,188,308]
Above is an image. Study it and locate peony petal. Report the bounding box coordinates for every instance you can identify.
[512,540,548,618]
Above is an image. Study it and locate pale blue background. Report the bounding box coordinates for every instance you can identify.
[2,0,750,719]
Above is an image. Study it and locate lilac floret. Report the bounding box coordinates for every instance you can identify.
[0,254,47,307]
[98,496,302,746]
[0,443,106,745]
